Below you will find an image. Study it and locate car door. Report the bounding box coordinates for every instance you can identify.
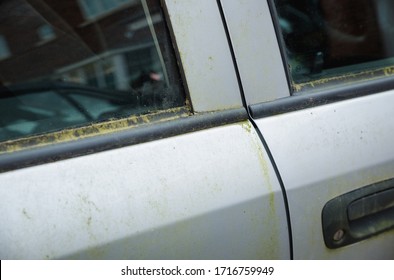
[0,0,290,259]
[221,0,394,259]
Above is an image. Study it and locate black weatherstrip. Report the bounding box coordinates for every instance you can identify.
[0,108,247,173]
[217,0,294,259]
[250,76,394,119]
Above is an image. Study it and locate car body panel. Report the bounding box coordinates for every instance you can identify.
[0,0,393,260]
[0,121,290,259]
[163,0,243,112]
[219,0,394,259]
[255,90,394,259]
[220,0,290,104]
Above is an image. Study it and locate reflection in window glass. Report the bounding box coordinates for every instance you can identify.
[79,0,102,18]
[274,0,394,89]
[37,25,56,42]
[0,91,88,142]
[0,0,184,142]
[79,0,137,19]
[0,35,11,60]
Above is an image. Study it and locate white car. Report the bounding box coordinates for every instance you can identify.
[0,0,393,259]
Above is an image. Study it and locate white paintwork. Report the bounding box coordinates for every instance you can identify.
[0,122,289,259]
[220,0,290,104]
[256,91,394,259]
[163,0,243,112]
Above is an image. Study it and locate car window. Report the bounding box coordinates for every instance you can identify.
[273,0,394,92]
[0,0,184,143]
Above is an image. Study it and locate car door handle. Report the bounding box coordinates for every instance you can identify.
[322,178,394,249]
[348,188,394,221]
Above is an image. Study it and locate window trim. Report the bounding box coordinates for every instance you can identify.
[162,0,243,112]
[0,107,247,173]
[219,0,290,105]
[0,0,250,173]
[249,76,394,119]
[240,0,394,119]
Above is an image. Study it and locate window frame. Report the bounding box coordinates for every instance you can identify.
[218,0,290,105]
[0,0,188,142]
[0,0,248,173]
[244,0,394,119]
[269,0,394,96]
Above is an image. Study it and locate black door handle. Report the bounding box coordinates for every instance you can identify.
[322,178,394,249]
[348,187,394,221]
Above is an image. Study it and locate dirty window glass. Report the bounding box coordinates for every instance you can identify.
[273,0,394,92]
[0,0,184,143]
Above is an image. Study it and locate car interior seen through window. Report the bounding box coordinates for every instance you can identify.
[274,0,394,92]
[0,0,184,143]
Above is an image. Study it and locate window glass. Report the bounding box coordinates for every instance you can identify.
[0,0,184,143]
[79,0,101,18]
[0,35,11,60]
[78,0,138,19]
[37,25,56,42]
[274,0,394,92]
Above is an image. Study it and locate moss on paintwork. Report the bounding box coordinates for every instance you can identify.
[239,120,281,258]
[0,107,189,155]
[292,66,394,92]
[255,141,276,213]
[241,121,252,133]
